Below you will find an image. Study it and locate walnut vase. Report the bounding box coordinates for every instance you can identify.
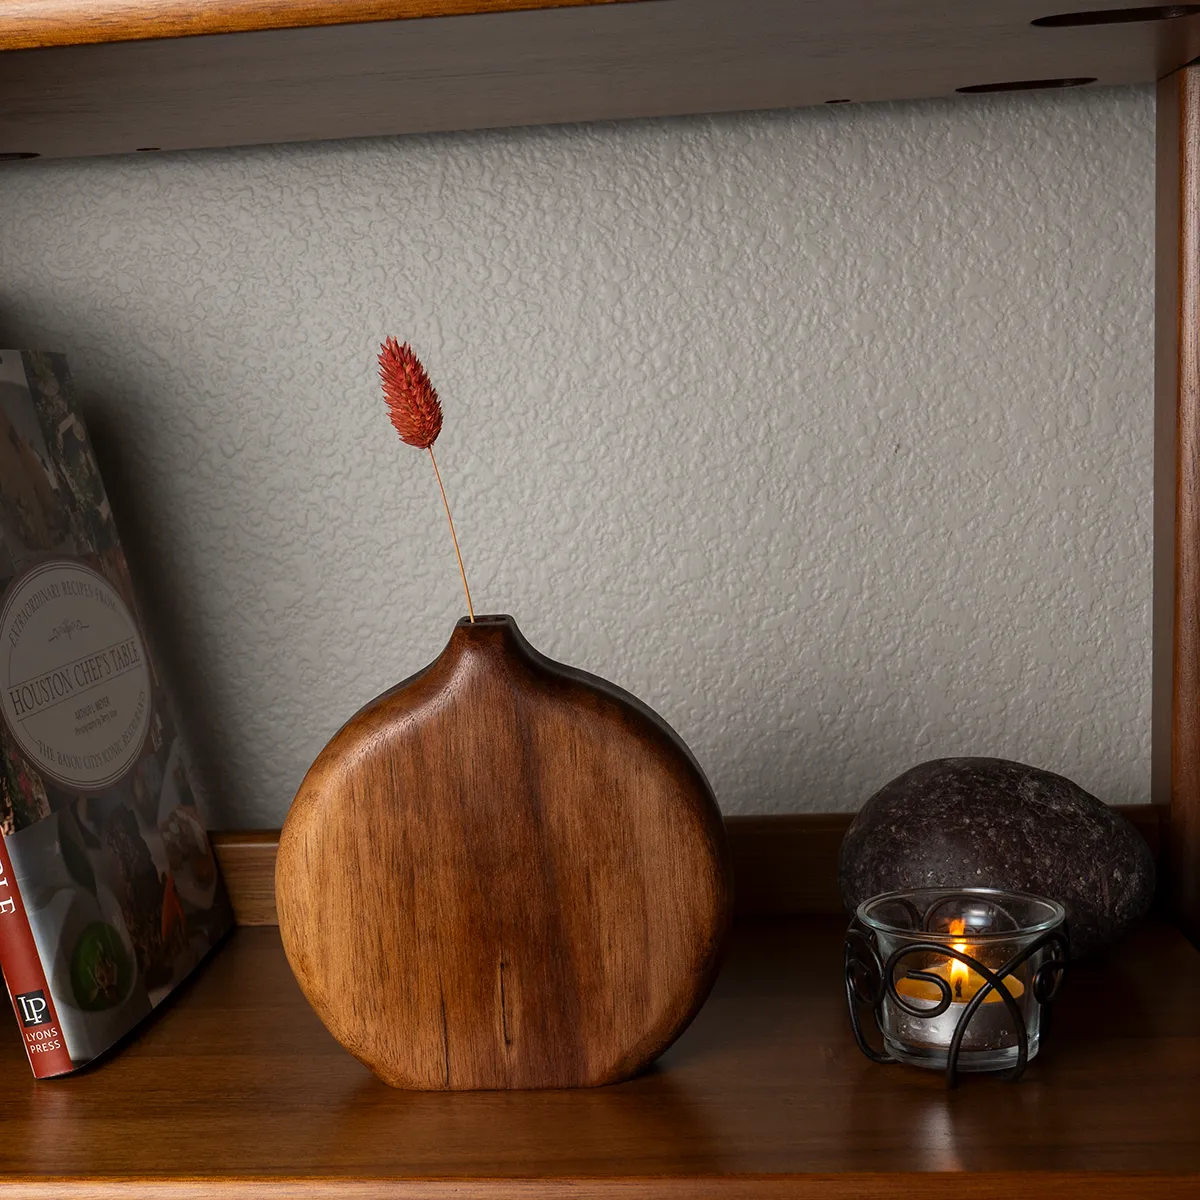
[275,615,732,1089]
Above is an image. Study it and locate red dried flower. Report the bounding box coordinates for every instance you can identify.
[378,337,475,621]
[379,337,443,450]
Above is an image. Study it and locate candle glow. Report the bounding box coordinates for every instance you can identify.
[895,919,1026,1007]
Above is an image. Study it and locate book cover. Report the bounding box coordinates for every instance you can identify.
[0,349,234,1077]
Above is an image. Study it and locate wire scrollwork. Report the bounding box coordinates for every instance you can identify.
[843,921,896,1064]
[844,920,1068,1086]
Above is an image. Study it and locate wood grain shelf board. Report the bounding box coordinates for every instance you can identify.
[2,1,1200,161]
[0,0,633,50]
[1,916,1197,1196]
[212,805,1169,925]
[1158,62,1200,942]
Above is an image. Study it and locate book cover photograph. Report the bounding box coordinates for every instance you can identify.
[0,349,233,1077]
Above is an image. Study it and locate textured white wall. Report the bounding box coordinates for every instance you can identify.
[0,86,1154,826]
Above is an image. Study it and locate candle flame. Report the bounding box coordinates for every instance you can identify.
[949,918,969,1000]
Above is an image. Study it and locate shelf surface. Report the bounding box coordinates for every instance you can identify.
[2,1,1200,162]
[1,916,1198,1197]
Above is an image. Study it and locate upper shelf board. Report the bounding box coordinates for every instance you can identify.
[2,0,1199,162]
[1,0,633,49]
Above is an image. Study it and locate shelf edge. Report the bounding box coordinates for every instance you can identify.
[0,0,639,51]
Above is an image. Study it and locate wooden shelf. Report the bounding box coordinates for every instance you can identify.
[0,0,630,49]
[3,916,1198,1197]
[2,1,1200,162]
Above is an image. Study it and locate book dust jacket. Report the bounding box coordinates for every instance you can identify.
[0,349,233,1076]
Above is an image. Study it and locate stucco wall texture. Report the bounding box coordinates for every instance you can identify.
[0,85,1153,826]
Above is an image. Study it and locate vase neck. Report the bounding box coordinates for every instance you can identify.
[440,614,534,670]
[454,614,517,631]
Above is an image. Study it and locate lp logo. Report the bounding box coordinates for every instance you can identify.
[16,990,50,1027]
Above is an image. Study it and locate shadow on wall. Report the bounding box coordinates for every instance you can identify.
[0,307,21,348]
[0,298,244,827]
[84,399,236,829]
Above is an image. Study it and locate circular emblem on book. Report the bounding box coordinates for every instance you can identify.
[0,560,152,792]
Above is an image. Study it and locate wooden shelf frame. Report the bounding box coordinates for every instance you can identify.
[0,11,1198,1197]
[1157,61,1200,941]
[2,2,1200,162]
[0,0,630,50]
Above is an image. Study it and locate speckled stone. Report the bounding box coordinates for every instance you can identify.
[838,758,1155,959]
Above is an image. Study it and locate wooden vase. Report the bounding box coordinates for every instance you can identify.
[275,615,732,1090]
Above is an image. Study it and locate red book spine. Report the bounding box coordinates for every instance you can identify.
[0,835,74,1077]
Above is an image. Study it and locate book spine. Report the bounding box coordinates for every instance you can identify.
[0,835,73,1077]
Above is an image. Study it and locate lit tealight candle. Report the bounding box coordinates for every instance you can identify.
[896,953,1025,1006]
[851,888,1066,1075]
[890,921,1025,1056]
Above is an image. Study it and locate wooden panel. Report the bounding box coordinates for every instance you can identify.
[1,1182,1196,1200]
[1,917,1198,1194]
[3,1183,1196,1200]
[211,830,279,925]
[1153,67,1183,859]
[0,0,631,50]
[2,1,1200,161]
[1122,800,1169,871]
[726,814,849,917]
[214,804,1169,925]
[1158,63,1200,942]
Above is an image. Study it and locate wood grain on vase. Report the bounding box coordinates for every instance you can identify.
[275,615,732,1090]
[1157,63,1200,943]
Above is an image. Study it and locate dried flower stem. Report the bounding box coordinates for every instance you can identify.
[427,446,475,622]
[378,338,476,622]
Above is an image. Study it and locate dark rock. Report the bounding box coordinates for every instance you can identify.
[838,757,1155,959]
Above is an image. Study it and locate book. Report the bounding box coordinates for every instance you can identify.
[0,349,234,1077]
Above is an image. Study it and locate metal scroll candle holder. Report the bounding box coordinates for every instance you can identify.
[844,888,1068,1084]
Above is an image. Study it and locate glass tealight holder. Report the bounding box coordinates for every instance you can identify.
[844,888,1067,1084]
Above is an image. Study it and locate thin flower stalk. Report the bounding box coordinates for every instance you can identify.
[378,337,475,622]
